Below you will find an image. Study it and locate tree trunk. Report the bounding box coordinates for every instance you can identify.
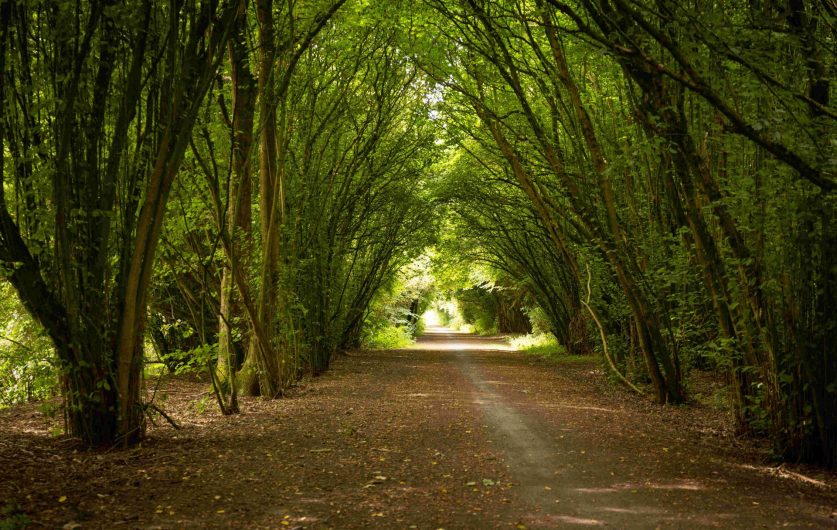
[218,0,256,413]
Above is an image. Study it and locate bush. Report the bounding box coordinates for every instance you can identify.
[525,306,553,336]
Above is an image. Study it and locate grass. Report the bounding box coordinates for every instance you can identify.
[0,502,31,530]
[363,324,414,350]
[508,333,594,364]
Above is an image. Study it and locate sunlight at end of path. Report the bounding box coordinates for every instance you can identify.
[421,309,441,327]
[408,325,514,352]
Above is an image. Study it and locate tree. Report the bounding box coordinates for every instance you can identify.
[548,0,836,467]
[0,0,240,446]
[184,0,438,398]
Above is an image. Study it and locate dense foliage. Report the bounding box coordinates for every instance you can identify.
[0,0,833,467]
[418,0,835,466]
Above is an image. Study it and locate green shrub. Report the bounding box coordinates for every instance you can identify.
[525,306,553,336]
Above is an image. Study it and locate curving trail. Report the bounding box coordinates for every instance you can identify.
[2,327,835,528]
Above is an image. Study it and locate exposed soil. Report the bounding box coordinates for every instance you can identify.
[1,327,835,529]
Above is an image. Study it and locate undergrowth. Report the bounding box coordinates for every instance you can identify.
[509,333,592,364]
[363,324,414,349]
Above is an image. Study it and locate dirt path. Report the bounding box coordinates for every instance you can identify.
[2,327,835,528]
[421,328,836,528]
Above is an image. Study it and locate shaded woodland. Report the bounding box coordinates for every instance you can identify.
[0,0,834,475]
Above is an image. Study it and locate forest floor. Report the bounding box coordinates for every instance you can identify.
[1,327,836,529]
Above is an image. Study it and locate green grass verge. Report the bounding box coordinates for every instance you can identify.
[363,324,414,350]
[508,333,594,364]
